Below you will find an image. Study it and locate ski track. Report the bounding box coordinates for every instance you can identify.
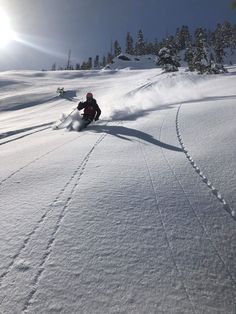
[0,130,106,283]
[22,130,108,313]
[175,104,235,221]
[159,108,236,287]
[138,130,196,314]
[0,122,54,140]
[0,134,86,286]
[0,125,110,312]
[125,72,164,97]
[0,125,53,146]
[0,131,87,186]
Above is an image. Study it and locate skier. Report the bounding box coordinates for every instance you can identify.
[77,92,101,129]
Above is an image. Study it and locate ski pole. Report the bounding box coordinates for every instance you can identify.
[54,107,77,129]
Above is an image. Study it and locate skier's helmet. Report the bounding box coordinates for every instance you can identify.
[86,92,93,100]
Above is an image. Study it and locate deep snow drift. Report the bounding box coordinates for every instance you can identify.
[0,65,236,314]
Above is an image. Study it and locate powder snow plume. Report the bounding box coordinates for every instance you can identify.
[100,71,214,121]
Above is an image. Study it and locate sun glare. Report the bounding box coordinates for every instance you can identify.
[0,9,17,48]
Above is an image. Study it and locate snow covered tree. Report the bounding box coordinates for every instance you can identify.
[163,36,177,54]
[184,46,195,71]
[207,29,215,47]
[114,40,122,57]
[221,21,233,48]
[175,26,191,51]
[175,27,181,50]
[232,25,236,48]
[156,47,180,72]
[214,24,225,64]
[125,32,134,54]
[193,28,209,73]
[135,29,146,55]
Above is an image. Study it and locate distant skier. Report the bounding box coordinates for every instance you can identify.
[77,92,101,129]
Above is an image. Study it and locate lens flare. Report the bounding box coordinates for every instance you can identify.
[0,9,17,48]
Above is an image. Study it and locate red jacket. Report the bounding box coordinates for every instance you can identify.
[77,99,101,120]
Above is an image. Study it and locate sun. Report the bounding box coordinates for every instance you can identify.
[0,9,17,48]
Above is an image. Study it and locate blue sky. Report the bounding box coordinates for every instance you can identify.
[0,0,235,70]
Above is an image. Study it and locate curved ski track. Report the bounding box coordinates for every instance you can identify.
[0,127,109,312]
[138,106,236,312]
[159,108,236,287]
[176,104,235,221]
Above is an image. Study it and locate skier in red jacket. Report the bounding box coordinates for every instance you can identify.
[77,92,101,128]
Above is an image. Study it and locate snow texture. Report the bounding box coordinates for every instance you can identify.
[0,63,236,314]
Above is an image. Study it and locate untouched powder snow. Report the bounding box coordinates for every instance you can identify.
[0,65,236,314]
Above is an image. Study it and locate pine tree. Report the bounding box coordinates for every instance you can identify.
[183,25,192,48]
[114,40,122,57]
[184,46,195,71]
[207,29,215,47]
[102,56,107,67]
[146,42,154,54]
[88,57,92,69]
[156,46,180,72]
[75,63,81,70]
[214,23,224,64]
[221,21,233,48]
[164,35,177,54]
[80,57,92,70]
[153,38,160,55]
[80,62,87,70]
[135,29,146,55]
[175,26,191,50]
[125,32,134,54]
[51,63,56,71]
[94,55,100,68]
[193,28,209,73]
[232,25,236,48]
[107,52,113,64]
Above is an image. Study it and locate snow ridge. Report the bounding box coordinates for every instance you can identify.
[175,104,235,221]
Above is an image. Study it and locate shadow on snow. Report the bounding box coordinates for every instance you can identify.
[90,124,183,152]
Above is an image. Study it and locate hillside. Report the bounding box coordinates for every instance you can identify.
[0,65,236,313]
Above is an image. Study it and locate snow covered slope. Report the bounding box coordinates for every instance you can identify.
[105,54,158,70]
[0,66,236,314]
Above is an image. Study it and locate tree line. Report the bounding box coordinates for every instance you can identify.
[49,21,236,73]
